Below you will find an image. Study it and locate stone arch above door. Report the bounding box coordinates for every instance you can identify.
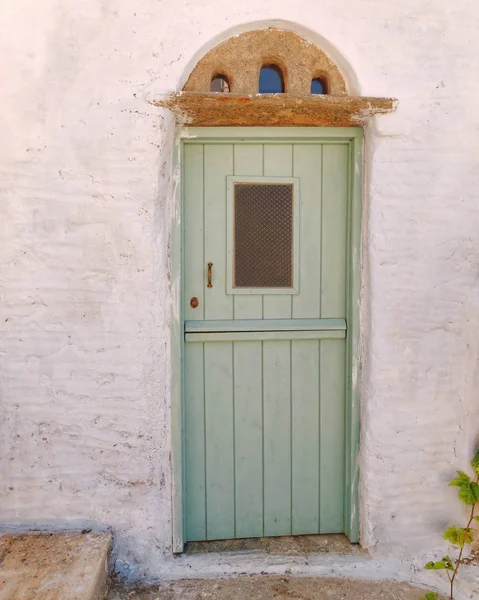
[150,28,397,127]
[183,29,348,96]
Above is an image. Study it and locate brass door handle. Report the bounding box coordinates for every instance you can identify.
[207,262,213,288]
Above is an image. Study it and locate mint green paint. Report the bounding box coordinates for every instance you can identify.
[233,341,263,538]
[173,128,363,548]
[204,341,235,539]
[185,330,345,343]
[185,318,346,332]
[171,137,184,553]
[263,339,292,535]
[291,339,320,534]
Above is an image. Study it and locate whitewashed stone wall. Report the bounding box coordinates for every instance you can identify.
[1,0,478,581]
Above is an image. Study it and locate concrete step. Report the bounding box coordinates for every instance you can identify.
[0,532,111,600]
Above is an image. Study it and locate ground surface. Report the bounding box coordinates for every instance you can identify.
[0,533,111,600]
[107,576,431,600]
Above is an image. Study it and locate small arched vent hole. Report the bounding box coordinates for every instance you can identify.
[211,75,230,92]
[311,77,328,94]
[259,65,285,93]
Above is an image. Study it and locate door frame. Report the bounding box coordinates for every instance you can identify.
[170,127,363,552]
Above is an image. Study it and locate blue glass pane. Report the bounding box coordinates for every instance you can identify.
[311,78,325,94]
[259,66,284,93]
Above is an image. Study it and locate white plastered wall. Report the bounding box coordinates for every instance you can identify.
[1,0,479,586]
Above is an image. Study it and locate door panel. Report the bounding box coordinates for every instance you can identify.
[233,144,263,320]
[263,144,293,319]
[292,144,322,319]
[233,341,263,538]
[204,341,235,540]
[291,339,320,534]
[184,342,206,541]
[184,144,205,322]
[263,339,292,536]
[204,144,234,320]
[319,338,346,532]
[321,144,349,318]
[183,139,350,541]
[184,337,347,541]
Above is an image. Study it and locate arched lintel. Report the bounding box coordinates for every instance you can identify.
[182,28,347,96]
[149,21,397,127]
[177,19,361,95]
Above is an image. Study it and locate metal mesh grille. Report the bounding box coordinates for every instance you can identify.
[234,183,293,288]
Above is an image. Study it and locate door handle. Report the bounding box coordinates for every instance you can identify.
[207,262,213,288]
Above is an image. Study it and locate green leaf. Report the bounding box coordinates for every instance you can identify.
[428,560,447,570]
[444,526,473,547]
[471,449,479,468]
[458,484,476,504]
[449,470,471,487]
[424,558,454,570]
[419,593,439,600]
[473,516,479,521]
[444,526,458,544]
[458,481,479,505]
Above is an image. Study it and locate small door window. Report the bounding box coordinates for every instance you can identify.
[226,176,299,294]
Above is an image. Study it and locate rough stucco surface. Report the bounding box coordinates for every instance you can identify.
[1,0,479,590]
[182,29,348,95]
[151,92,396,127]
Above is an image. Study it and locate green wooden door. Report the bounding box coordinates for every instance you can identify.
[183,138,350,541]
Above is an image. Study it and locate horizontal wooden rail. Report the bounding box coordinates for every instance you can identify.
[185,318,346,333]
[185,329,346,342]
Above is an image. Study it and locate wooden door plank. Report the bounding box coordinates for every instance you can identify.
[321,144,348,318]
[292,144,322,319]
[204,341,235,540]
[263,340,292,536]
[292,340,320,534]
[233,144,263,320]
[319,339,346,533]
[263,145,293,319]
[234,341,264,538]
[184,342,206,541]
[204,144,234,320]
[184,144,205,321]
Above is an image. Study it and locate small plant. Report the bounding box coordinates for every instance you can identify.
[419,448,479,600]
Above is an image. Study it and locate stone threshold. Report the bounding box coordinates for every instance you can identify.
[0,532,111,600]
[184,533,360,557]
